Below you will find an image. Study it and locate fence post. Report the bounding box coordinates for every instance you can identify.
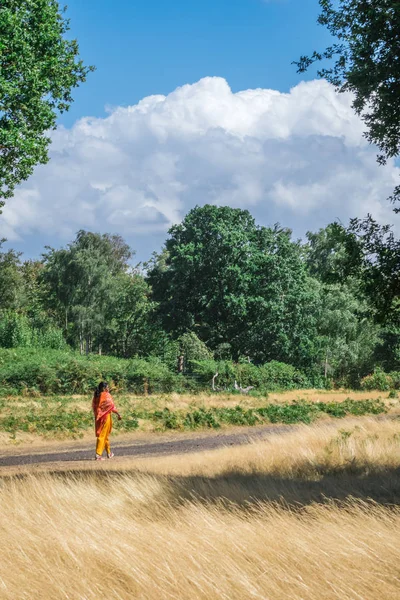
[143,377,149,396]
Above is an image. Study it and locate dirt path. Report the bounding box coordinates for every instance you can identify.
[0,424,296,468]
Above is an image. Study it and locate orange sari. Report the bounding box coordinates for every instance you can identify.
[92,391,116,437]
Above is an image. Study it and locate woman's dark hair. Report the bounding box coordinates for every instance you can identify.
[94,381,109,397]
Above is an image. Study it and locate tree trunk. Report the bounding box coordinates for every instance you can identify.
[212,372,219,391]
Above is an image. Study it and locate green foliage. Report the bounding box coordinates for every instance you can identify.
[0,405,139,436]
[306,223,362,284]
[0,348,181,395]
[360,368,393,391]
[374,326,400,372]
[0,397,386,436]
[100,272,158,358]
[41,231,136,352]
[317,397,387,417]
[191,359,312,392]
[360,369,400,392]
[0,311,66,349]
[317,282,380,381]
[296,0,400,203]
[2,208,400,386]
[0,312,31,348]
[178,332,213,370]
[148,205,320,368]
[183,408,221,429]
[125,358,181,394]
[258,361,311,391]
[256,402,318,424]
[1,347,399,398]
[0,0,94,208]
[0,243,23,308]
[349,217,400,325]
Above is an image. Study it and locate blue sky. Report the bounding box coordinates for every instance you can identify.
[62,0,330,126]
[1,0,398,262]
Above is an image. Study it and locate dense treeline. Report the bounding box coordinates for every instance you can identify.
[0,205,399,388]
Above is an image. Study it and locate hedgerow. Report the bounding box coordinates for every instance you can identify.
[0,348,397,396]
[0,349,181,395]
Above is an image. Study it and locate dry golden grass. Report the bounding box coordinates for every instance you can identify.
[76,388,400,412]
[1,418,399,599]
[2,389,399,450]
[2,388,397,414]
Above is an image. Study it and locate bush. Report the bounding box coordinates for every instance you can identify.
[0,311,67,350]
[258,361,311,390]
[0,349,182,395]
[178,332,213,369]
[1,349,386,397]
[360,368,393,391]
[191,359,312,392]
[388,371,400,390]
[125,358,182,393]
[0,397,387,436]
[0,313,32,348]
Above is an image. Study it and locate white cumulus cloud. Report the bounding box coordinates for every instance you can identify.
[1,77,398,259]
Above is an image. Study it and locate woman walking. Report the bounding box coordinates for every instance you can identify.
[92,381,122,460]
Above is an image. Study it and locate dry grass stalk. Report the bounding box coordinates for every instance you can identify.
[0,418,399,599]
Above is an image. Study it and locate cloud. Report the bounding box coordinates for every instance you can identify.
[1,77,398,259]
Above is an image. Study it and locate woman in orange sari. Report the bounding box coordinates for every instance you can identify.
[92,381,122,460]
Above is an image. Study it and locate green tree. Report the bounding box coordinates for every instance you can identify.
[306,222,362,284]
[99,271,157,358]
[296,0,400,203]
[347,216,400,370]
[0,0,94,208]
[317,282,379,382]
[41,231,133,353]
[178,331,213,372]
[348,216,400,322]
[148,205,320,367]
[0,240,23,309]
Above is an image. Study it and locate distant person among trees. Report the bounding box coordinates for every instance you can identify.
[92,382,121,460]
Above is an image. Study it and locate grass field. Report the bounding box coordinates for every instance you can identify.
[0,417,399,599]
[0,390,397,446]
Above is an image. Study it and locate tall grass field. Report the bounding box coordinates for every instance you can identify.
[1,418,399,599]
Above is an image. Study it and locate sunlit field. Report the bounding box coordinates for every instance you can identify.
[0,389,398,449]
[1,418,399,599]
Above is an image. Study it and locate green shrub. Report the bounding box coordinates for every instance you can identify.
[258,361,311,391]
[257,401,318,424]
[0,312,32,348]
[0,312,67,350]
[360,368,393,391]
[388,371,400,390]
[0,397,387,436]
[0,349,183,395]
[152,408,181,429]
[183,408,220,429]
[178,332,213,369]
[125,358,181,393]
[0,348,391,398]
[191,359,311,392]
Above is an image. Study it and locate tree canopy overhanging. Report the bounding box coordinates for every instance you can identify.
[0,0,94,210]
[295,0,400,205]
